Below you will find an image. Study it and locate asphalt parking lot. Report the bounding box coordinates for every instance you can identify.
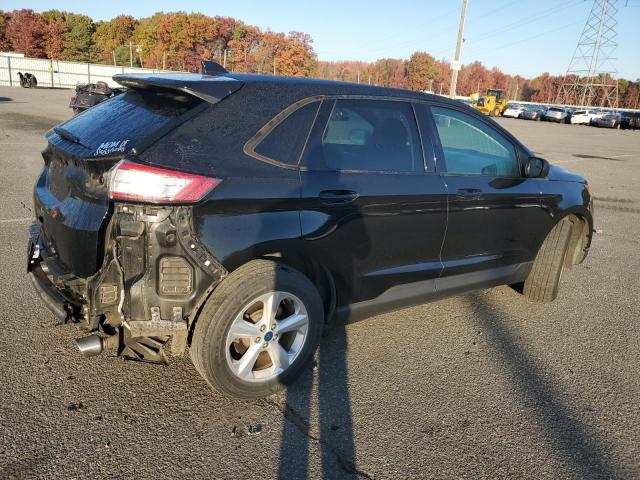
[0,86,638,480]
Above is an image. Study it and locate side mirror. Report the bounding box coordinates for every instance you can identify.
[525,156,549,178]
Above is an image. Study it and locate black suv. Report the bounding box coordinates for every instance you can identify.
[28,64,593,398]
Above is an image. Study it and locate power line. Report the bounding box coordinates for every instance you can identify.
[466,0,584,44]
[316,0,521,59]
[465,19,584,57]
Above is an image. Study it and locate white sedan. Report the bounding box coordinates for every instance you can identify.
[503,105,525,118]
[570,110,596,125]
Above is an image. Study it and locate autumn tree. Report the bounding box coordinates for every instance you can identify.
[407,51,437,91]
[62,13,96,61]
[131,13,164,68]
[274,31,316,77]
[43,19,67,59]
[6,9,46,57]
[227,22,262,72]
[93,15,137,64]
[0,11,11,51]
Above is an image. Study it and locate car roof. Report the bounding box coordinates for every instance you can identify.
[114,71,462,107]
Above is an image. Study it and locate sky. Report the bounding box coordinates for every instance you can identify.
[3,0,640,80]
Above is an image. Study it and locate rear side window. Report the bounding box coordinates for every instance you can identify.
[252,100,320,166]
[54,90,203,158]
[305,99,422,173]
[431,106,519,177]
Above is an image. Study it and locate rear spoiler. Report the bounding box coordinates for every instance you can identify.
[113,62,243,104]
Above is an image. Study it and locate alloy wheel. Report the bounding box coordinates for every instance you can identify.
[225,291,309,383]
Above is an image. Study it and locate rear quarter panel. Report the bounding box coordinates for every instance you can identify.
[192,173,305,272]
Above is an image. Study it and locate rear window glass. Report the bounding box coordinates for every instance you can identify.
[54,90,202,157]
[253,101,320,166]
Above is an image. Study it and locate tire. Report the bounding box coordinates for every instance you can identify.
[190,259,324,399]
[523,218,573,303]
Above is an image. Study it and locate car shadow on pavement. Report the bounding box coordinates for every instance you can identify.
[275,325,362,479]
[464,292,621,479]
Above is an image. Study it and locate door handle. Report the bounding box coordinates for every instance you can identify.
[318,190,359,204]
[455,188,482,200]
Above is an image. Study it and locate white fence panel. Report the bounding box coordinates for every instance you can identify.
[0,55,175,89]
[0,56,10,86]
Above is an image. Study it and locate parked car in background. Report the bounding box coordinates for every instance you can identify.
[27,63,594,399]
[593,113,622,129]
[543,107,567,123]
[564,108,577,124]
[570,110,596,125]
[588,109,608,125]
[521,106,546,121]
[502,104,526,118]
[621,112,640,130]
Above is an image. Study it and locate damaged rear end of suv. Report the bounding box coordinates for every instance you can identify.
[29,71,243,364]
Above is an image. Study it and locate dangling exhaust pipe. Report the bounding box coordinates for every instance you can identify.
[74,333,118,357]
[75,335,103,356]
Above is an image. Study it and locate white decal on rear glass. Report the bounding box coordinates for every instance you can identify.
[94,140,130,156]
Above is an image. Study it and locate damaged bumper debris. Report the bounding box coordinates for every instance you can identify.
[28,205,227,363]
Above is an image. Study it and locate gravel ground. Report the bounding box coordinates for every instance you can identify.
[0,86,638,480]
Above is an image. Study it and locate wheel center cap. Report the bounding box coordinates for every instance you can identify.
[264,331,274,342]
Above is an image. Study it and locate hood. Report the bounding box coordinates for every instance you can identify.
[547,164,585,183]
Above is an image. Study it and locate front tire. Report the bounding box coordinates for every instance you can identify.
[190,260,324,399]
[523,218,573,303]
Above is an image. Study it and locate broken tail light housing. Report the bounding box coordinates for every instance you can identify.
[109,160,220,204]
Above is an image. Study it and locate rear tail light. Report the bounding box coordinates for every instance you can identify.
[109,160,220,204]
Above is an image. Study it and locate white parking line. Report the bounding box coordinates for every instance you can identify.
[0,217,32,224]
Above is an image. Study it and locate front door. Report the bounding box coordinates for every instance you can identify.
[428,105,548,279]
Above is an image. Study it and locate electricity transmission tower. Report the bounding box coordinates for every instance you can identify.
[556,0,619,108]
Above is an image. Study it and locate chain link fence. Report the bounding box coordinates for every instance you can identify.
[0,55,171,89]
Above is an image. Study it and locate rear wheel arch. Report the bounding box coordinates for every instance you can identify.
[260,252,336,324]
[188,250,336,346]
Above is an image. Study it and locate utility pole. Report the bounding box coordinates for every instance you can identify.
[223,49,227,69]
[162,51,167,71]
[357,71,360,84]
[112,50,117,66]
[129,41,133,68]
[449,0,468,97]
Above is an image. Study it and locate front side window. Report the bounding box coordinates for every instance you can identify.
[431,106,520,177]
[306,99,422,173]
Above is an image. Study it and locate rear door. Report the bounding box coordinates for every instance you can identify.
[34,88,208,278]
[299,98,448,306]
[428,105,548,278]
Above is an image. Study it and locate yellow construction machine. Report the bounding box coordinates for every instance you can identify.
[472,89,508,116]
